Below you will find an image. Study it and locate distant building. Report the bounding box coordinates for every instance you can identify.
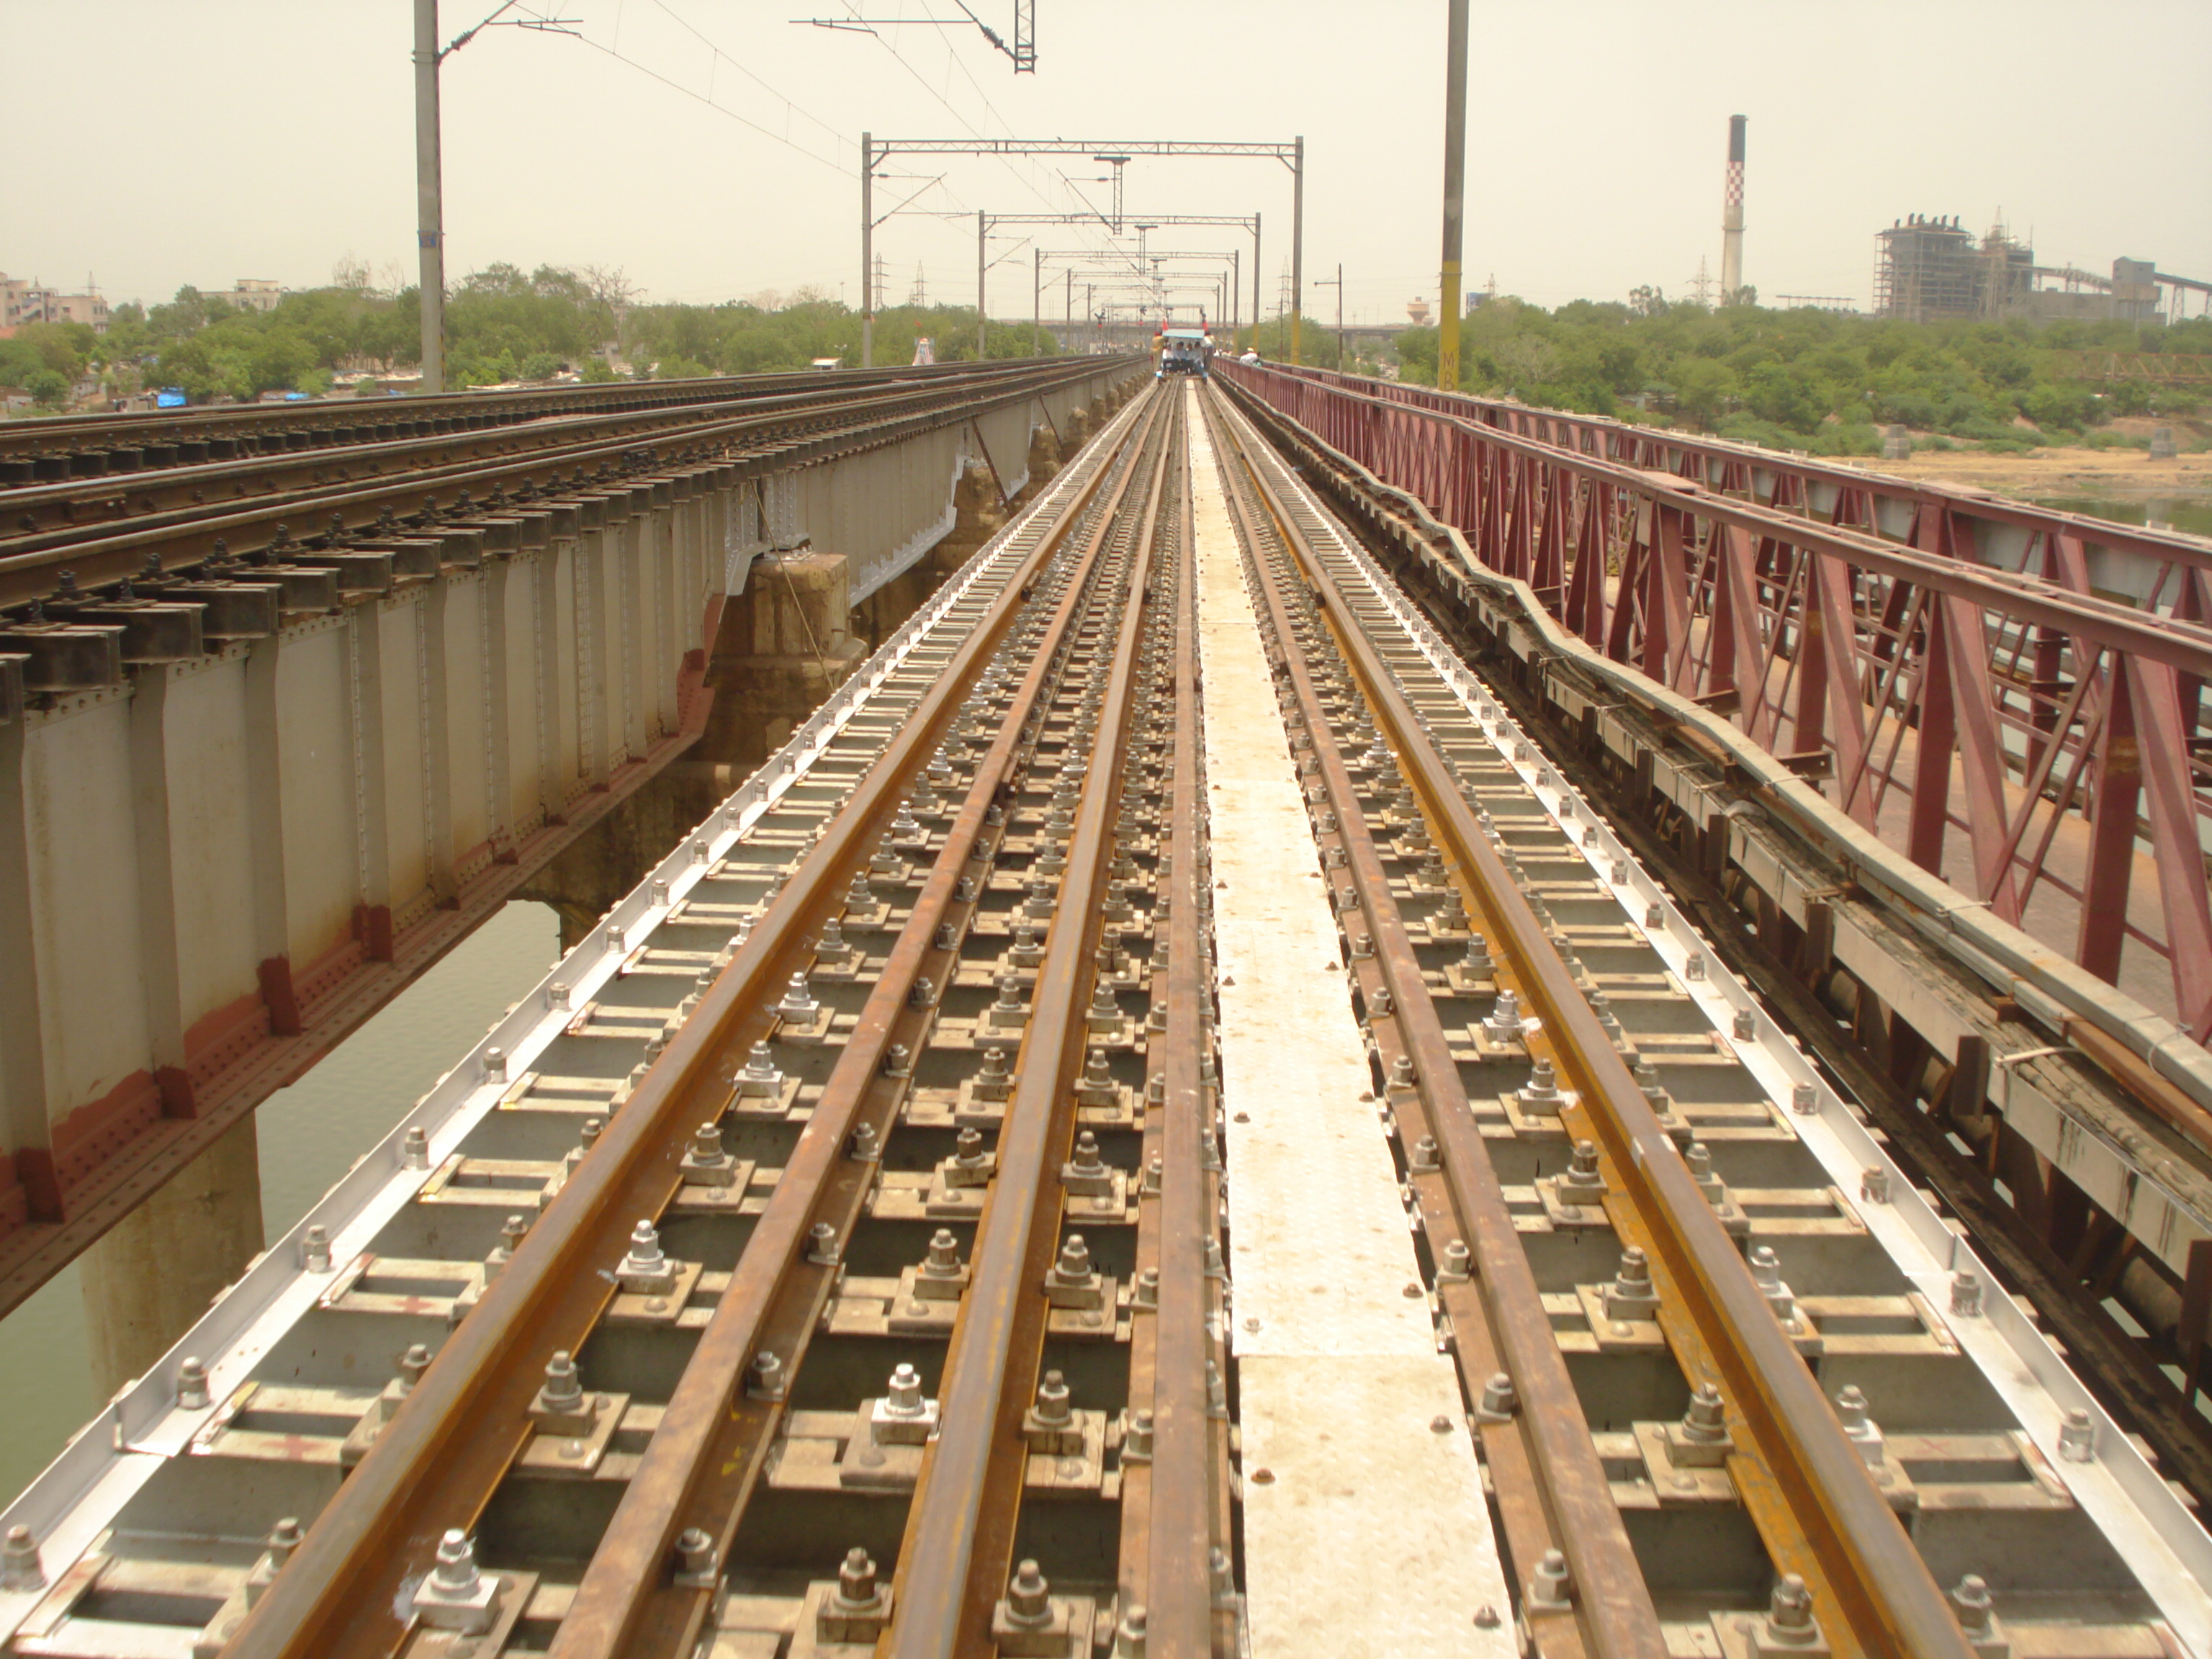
[1873,217,2190,325]
[218,279,282,314]
[1,274,111,332]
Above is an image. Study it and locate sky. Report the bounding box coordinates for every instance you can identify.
[4,1,2210,327]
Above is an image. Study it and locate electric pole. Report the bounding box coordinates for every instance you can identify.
[1437,0,1469,393]
[414,0,446,395]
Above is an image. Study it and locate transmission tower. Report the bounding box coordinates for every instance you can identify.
[1687,256,1714,307]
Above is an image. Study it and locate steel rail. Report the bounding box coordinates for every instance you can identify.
[220,388,1151,1659]
[0,362,1053,545]
[887,391,1177,1658]
[0,358,1022,472]
[1200,387,1655,1659]
[1129,394,1223,1657]
[1222,365,2212,682]
[544,388,1174,1659]
[1210,387,1976,1659]
[0,356,1123,608]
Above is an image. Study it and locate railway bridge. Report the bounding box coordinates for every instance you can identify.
[1,364,2211,1659]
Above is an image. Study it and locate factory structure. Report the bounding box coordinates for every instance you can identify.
[1872,215,2209,325]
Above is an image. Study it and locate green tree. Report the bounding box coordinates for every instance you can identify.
[24,369,68,408]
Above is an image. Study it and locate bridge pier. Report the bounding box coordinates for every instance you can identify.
[77,1113,262,1400]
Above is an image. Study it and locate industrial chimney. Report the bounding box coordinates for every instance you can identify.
[1720,114,1747,304]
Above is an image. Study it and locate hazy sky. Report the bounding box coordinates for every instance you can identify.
[6,1,2209,325]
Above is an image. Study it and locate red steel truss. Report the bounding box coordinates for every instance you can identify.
[1219,361,2212,1043]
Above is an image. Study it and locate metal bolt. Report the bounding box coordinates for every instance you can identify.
[539,1351,584,1414]
[2058,1407,2098,1462]
[0,1524,42,1592]
[922,1231,964,1280]
[1949,1574,1997,1640]
[547,981,571,1010]
[431,1529,482,1594]
[807,1221,840,1264]
[1951,1270,1984,1318]
[177,1356,211,1410]
[621,1220,666,1277]
[675,1527,716,1578]
[1004,1559,1053,1625]
[400,1343,433,1390]
[1527,1547,1573,1611]
[1732,1007,1757,1040]
[1766,1573,1817,1641]
[886,1364,926,1415]
[850,1121,881,1161]
[1681,1382,1727,1444]
[1055,1236,1095,1283]
[1388,1053,1416,1089]
[1033,1369,1071,1426]
[1478,1372,1517,1419]
[302,1224,332,1272]
[1115,1603,1148,1657]
[403,1125,430,1169]
[1860,1165,1892,1203]
[1791,1082,1818,1115]
[750,1350,785,1398]
[835,1547,882,1609]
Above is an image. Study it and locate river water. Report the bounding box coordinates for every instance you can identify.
[0,902,559,1504]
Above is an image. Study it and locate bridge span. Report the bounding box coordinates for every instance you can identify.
[1,369,2211,1659]
[0,357,1143,1371]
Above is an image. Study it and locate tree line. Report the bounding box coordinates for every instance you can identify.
[1390,294,2211,454]
[0,260,1061,409]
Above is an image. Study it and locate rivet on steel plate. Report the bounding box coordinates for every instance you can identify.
[1950,1270,1984,1317]
[302,1224,333,1273]
[176,1356,211,1410]
[2058,1408,2098,1462]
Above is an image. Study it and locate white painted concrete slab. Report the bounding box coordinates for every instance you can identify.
[1188,386,1511,1655]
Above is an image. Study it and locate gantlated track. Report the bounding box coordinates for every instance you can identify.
[0,380,2200,1659]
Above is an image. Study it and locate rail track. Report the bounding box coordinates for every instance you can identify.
[0,361,997,485]
[1,379,2203,1658]
[0,359,1102,608]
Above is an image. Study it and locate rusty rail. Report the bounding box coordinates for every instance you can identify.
[1206,384,1975,1659]
[221,387,1160,1659]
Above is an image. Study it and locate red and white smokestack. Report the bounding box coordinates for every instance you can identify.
[1720,114,1747,304]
